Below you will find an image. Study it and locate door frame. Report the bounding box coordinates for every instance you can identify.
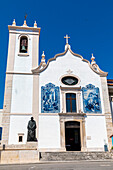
[59,114,86,151]
[65,121,81,151]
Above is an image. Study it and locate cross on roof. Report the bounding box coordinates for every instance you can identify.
[64,34,70,44]
[25,14,27,20]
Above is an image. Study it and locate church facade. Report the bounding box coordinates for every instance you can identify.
[1,20,113,152]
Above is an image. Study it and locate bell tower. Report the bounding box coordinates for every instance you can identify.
[2,19,41,144]
[7,19,40,73]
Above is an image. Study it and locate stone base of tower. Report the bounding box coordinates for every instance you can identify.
[0,142,39,164]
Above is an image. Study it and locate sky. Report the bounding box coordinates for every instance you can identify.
[0,0,113,108]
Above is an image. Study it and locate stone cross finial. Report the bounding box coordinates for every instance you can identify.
[91,53,96,64]
[12,19,16,26]
[34,21,37,28]
[23,20,27,27]
[41,51,46,67]
[42,51,45,58]
[64,34,70,44]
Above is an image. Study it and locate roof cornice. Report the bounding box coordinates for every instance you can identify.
[8,25,41,35]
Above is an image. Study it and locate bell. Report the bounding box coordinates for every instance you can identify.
[21,45,26,52]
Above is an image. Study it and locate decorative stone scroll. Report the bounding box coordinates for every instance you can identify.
[82,84,102,113]
[41,83,60,113]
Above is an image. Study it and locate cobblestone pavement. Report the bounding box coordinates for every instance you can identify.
[0,161,113,170]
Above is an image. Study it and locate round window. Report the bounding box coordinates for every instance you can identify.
[61,76,78,85]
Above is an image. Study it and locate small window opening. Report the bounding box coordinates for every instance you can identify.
[19,136,23,142]
[18,133,24,143]
[62,76,78,86]
[20,36,28,53]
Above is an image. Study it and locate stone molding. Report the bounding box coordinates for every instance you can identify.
[59,73,81,87]
[32,47,108,77]
[59,114,86,151]
[8,25,41,35]
[0,142,38,150]
[60,87,82,113]
[10,113,32,115]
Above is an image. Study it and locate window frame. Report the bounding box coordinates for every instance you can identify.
[60,74,80,87]
[60,86,82,113]
[66,93,77,112]
[18,133,24,143]
[62,76,78,86]
[60,74,82,114]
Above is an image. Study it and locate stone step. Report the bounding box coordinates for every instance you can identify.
[39,152,113,161]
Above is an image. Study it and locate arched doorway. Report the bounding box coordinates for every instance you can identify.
[65,121,81,151]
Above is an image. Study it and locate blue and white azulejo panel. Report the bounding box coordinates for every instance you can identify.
[41,83,60,113]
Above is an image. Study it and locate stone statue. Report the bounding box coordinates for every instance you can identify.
[27,117,37,142]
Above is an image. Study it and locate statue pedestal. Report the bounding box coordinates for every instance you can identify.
[0,142,39,164]
[26,142,38,149]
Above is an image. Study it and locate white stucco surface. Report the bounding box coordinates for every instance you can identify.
[0,110,3,127]
[39,50,104,113]
[9,115,32,144]
[38,115,60,148]
[85,115,108,151]
[11,74,33,113]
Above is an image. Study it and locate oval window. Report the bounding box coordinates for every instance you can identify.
[61,76,78,85]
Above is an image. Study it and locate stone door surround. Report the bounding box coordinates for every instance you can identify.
[59,113,86,151]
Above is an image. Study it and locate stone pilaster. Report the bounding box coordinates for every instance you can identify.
[100,76,113,150]
[2,74,13,144]
[32,35,39,68]
[60,120,66,150]
[81,120,87,151]
[61,91,65,113]
[32,74,39,140]
[77,92,81,113]
[1,31,16,145]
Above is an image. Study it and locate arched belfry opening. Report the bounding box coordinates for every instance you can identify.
[65,121,81,151]
[20,36,28,53]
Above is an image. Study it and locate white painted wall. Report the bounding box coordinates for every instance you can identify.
[38,115,60,149]
[0,110,3,127]
[14,31,33,73]
[85,115,108,151]
[9,115,32,144]
[11,74,33,113]
[39,50,104,113]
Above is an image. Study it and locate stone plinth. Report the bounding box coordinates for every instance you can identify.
[0,142,38,150]
[0,150,39,164]
[0,142,39,164]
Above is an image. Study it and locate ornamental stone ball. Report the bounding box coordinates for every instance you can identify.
[27,117,37,142]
